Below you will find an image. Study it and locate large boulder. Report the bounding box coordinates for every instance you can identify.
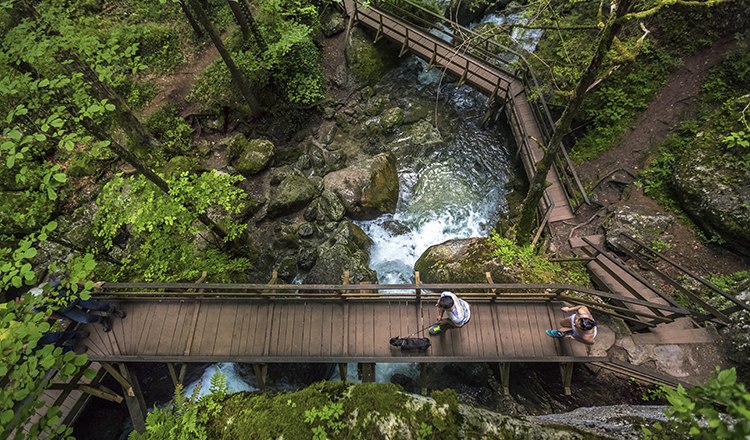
[163,155,203,180]
[266,171,319,218]
[304,221,376,284]
[320,9,345,37]
[602,205,674,253]
[322,152,399,220]
[671,148,750,256]
[304,188,346,223]
[227,135,275,175]
[345,28,398,84]
[414,238,520,283]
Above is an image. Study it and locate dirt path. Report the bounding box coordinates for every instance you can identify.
[139,43,219,119]
[554,36,749,276]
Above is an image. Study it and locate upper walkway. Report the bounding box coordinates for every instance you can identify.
[342,0,578,222]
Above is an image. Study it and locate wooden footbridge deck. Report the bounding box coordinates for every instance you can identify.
[342,0,579,222]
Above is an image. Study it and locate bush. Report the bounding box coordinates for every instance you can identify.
[111,22,186,72]
[145,104,194,154]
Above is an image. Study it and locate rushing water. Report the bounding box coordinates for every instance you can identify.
[356,57,516,284]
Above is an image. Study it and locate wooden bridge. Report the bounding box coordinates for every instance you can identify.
[342,0,584,223]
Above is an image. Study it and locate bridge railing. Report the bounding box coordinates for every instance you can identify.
[95,281,690,327]
[359,0,589,211]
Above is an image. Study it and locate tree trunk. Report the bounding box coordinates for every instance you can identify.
[186,0,262,118]
[19,0,157,153]
[179,0,204,38]
[226,0,250,39]
[240,0,268,52]
[515,0,633,245]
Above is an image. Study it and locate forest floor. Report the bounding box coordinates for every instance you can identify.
[550,35,749,278]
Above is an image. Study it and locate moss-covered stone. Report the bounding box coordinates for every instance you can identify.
[322,152,399,220]
[163,155,203,180]
[205,382,598,439]
[227,135,275,176]
[414,237,516,283]
[304,221,376,284]
[671,146,750,255]
[380,107,404,131]
[345,28,398,84]
[266,171,319,218]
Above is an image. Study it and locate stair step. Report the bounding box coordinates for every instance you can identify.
[569,234,605,249]
[632,327,718,345]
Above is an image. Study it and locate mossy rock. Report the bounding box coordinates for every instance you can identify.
[227,135,275,176]
[380,107,404,131]
[345,28,398,84]
[414,238,519,283]
[320,9,346,37]
[266,171,319,218]
[163,155,203,180]
[304,222,376,284]
[671,146,750,255]
[322,152,399,220]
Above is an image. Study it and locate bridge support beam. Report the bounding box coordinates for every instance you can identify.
[488,363,511,396]
[560,363,574,396]
[358,363,376,382]
[253,364,268,390]
[119,364,147,433]
[339,363,348,382]
[419,363,428,395]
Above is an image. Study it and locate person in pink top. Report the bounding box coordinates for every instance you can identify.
[546,305,597,345]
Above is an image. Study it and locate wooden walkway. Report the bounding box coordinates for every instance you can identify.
[83,298,601,363]
[342,0,575,222]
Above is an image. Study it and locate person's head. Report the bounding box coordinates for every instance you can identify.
[438,295,454,310]
[578,318,597,330]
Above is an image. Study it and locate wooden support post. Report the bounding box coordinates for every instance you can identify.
[428,42,437,70]
[399,28,409,57]
[339,363,348,383]
[79,384,124,404]
[457,58,469,88]
[414,271,421,300]
[419,363,428,395]
[167,363,179,388]
[560,363,574,396]
[119,364,147,433]
[341,271,350,297]
[178,363,187,386]
[501,363,510,396]
[358,363,376,382]
[374,14,383,43]
[253,364,268,389]
[485,272,496,296]
[101,362,135,397]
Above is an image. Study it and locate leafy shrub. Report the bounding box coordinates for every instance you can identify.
[644,368,750,439]
[145,104,194,154]
[110,22,186,72]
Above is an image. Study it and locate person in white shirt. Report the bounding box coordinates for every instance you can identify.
[429,291,471,336]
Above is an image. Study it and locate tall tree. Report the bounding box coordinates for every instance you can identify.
[184,0,263,118]
[514,0,723,245]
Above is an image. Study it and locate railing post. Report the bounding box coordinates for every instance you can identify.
[428,42,437,70]
[414,271,421,300]
[399,28,409,57]
[485,272,496,296]
[375,13,383,43]
[341,270,350,298]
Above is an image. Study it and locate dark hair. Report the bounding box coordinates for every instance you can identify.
[579,318,597,330]
[438,296,454,310]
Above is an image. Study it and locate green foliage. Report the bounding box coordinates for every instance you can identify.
[710,270,750,292]
[145,104,194,154]
[129,372,227,440]
[489,232,589,284]
[644,368,750,439]
[94,171,251,281]
[304,402,345,439]
[110,21,185,73]
[723,131,750,150]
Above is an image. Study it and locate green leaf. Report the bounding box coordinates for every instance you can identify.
[50,118,64,128]
[8,129,21,140]
[6,154,14,168]
[23,247,37,259]
[53,173,67,183]
[104,103,115,111]
[40,354,55,369]
[0,409,13,425]
[47,186,57,200]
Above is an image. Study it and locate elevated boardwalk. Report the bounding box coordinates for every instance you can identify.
[342,0,575,222]
[84,298,599,363]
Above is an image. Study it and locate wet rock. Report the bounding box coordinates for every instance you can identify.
[534,404,669,440]
[414,238,519,283]
[320,9,345,37]
[269,166,296,186]
[267,171,319,218]
[275,255,299,282]
[344,28,398,84]
[304,189,346,223]
[322,152,399,220]
[380,219,410,236]
[671,147,750,256]
[380,107,404,131]
[390,373,417,393]
[297,247,318,271]
[304,221,376,284]
[401,119,443,147]
[227,135,275,176]
[603,205,673,253]
[720,281,750,381]
[297,222,316,238]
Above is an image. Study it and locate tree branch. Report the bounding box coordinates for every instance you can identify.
[620,0,725,21]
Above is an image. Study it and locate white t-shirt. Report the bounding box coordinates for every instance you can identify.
[441,291,471,326]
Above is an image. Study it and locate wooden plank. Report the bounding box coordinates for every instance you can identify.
[155,302,182,356]
[187,302,209,356]
[135,301,156,354]
[260,302,275,356]
[525,303,545,357]
[172,302,195,357]
[142,301,169,355]
[275,301,291,356]
[229,302,247,356]
[213,302,238,356]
